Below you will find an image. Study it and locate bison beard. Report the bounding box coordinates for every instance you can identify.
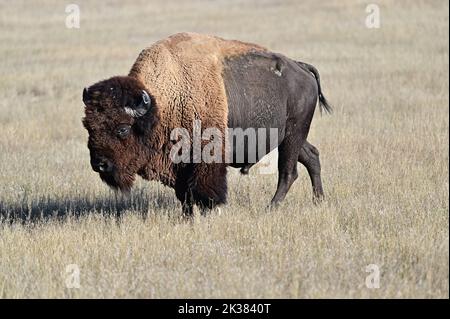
[99,170,135,193]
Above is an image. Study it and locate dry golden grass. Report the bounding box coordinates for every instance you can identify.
[0,0,448,298]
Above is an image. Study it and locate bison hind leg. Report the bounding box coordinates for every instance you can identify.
[240,163,254,175]
[298,141,324,202]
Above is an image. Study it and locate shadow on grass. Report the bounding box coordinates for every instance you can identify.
[0,188,179,223]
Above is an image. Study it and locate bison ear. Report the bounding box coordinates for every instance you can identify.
[124,90,151,117]
[82,87,89,105]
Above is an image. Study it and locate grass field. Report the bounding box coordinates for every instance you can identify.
[0,0,448,298]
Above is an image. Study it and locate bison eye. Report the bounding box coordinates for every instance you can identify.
[116,125,131,139]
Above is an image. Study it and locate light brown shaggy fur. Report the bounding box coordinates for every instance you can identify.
[128,32,266,186]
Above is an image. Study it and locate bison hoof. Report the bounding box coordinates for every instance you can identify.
[240,167,250,175]
[312,194,325,205]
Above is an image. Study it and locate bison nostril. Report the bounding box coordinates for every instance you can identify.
[92,158,113,173]
[98,162,107,172]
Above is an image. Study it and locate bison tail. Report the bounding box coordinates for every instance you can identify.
[297,61,333,114]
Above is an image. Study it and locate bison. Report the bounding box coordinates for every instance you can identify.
[82,33,332,217]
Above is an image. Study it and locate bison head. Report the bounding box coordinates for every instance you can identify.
[82,76,158,192]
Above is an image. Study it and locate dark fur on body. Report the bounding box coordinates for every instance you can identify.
[223,50,331,204]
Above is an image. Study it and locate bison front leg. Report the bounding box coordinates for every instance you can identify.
[175,163,227,218]
[174,165,196,219]
[174,184,194,219]
[192,163,227,216]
